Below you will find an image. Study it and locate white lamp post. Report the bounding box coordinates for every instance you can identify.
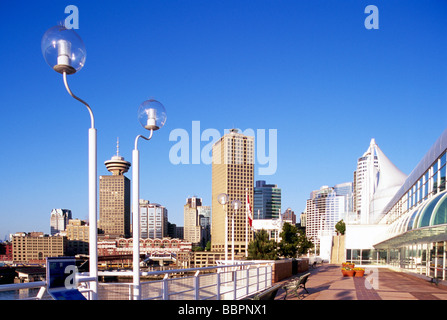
[132,99,167,300]
[41,25,98,300]
[231,199,242,262]
[217,193,229,262]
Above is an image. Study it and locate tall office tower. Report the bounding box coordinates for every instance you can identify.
[253,180,281,219]
[211,129,254,257]
[198,205,211,246]
[282,208,296,225]
[184,196,203,245]
[354,138,406,224]
[99,141,131,238]
[50,209,72,235]
[305,185,352,248]
[139,200,168,239]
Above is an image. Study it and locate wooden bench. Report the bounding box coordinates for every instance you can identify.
[243,283,283,300]
[282,273,310,300]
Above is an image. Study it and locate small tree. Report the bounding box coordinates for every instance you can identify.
[278,222,299,258]
[278,222,314,258]
[247,229,279,260]
[335,219,346,235]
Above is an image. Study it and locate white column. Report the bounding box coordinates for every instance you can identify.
[88,128,98,300]
[132,148,140,300]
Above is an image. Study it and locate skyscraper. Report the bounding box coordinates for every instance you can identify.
[184,196,203,245]
[305,184,352,248]
[99,141,131,238]
[211,129,254,257]
[139,200,168,239]
[253,180,281,219]
[50,209,72,235]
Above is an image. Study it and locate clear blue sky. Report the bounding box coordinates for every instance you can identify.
[1,0,447,240]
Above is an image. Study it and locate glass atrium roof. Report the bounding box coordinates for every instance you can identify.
[374,191,447,249]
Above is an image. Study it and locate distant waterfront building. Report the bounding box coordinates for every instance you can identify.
[139,200,168,239]
[65,219,89,255]
[50,209,72,235]
[211,129,254,257]
[12,232,66,264]
[99,141,131,238]
[253,180,281,219]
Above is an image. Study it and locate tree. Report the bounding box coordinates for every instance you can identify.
[247,229,279,260]
[278,222,314,258]
[335,219,346,235]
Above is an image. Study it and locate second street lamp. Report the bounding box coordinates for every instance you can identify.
[132,99,167,300]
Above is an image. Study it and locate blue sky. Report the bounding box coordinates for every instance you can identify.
[1,1,447,239]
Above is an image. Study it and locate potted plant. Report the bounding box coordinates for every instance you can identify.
[354,267,365,277]
[341,267,355,277]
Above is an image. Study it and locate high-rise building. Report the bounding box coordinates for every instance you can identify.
[305,184,352,248]
[139,200,168,239]
[184,196,203,245]
[253,180,281,219]
[198,205,211,246]
[99,141,131,238]
[211,129,254,257]
[184,196,211,247]
[50,208,72,235]
[282,208,296,225]
[354,138,406,224]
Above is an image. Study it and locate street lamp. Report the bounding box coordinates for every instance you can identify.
[231,199,242,262]
[217,193,229,262]
[132,99,167,300]
[41,25,98,300]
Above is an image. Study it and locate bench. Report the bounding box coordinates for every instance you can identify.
[282,273,310,300]
[243,283,283,300]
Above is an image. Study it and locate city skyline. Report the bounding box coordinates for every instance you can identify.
[1,1,447,239]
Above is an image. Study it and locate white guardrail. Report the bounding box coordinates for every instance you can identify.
[0,261,273,300]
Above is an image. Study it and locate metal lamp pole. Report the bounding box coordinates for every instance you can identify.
[132,99,166,300]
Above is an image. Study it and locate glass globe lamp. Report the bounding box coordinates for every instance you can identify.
[41,25,86,74]
[217,193,229,205]
[231,199,242,210]
[137,99,167,131]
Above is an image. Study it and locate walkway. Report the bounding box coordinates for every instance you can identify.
[275,264,447,300]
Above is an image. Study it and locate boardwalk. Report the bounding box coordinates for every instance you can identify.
[275,264,447,300]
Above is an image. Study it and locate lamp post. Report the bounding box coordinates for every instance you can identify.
[217,193,229,262]
[132,99,167,300]
[231,199,242,262]
[41,25,98,300]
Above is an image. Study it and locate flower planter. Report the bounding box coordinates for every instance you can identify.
[345,270,355,277]
[354,269,365,277]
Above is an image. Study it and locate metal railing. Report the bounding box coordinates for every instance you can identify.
[0,262,273,300]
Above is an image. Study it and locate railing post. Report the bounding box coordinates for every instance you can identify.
[233,270,237,300]
[217,272,221,300]
[256,267,260,292]
[163,273,169,300]
[246,266,250,296]
[194,270,200,300]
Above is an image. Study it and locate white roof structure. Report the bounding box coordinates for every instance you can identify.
[369,142,407,223]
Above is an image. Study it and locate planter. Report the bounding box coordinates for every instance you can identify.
[355,270,364,277]
[345,270,355,277]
